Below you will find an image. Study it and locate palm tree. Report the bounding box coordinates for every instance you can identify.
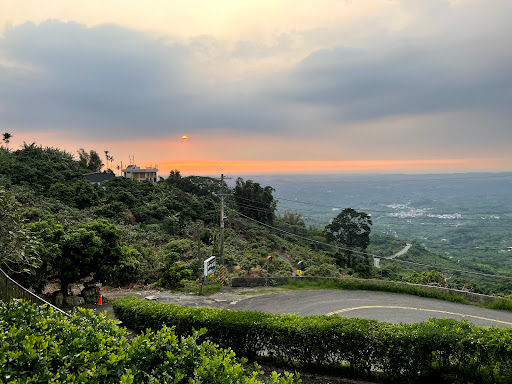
[104,150,110,170]
[2,132,12,150]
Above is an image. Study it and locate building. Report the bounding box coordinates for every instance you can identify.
[83,172,116,185]
[122,165,158,183]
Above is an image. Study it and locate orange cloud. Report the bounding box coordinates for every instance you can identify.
[8,132,510,177]
[158,158,508,176]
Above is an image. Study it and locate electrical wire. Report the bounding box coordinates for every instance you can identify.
[226,181,512,255]
[275,195,512,217]
[231,210,512,281]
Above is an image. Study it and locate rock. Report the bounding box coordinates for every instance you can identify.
[145,295,159,301]
[81,286,100,304]
[65,296,85,307]
[53,292,64,307]
[68,283,84,296]
[43,280,61,296]
[84,280,98,289]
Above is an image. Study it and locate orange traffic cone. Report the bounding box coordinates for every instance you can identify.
[97,293,103,305]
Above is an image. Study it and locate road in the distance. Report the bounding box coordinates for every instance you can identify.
[229,289,512,328]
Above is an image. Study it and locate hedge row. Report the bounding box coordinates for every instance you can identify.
[0,299,297,383]
[114,296,512,384]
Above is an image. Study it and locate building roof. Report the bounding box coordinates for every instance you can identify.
[122,165,158,172]
[83,172,116,184]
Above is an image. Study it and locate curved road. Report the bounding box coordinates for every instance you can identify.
[102,288,512,328]
[229,289,512,328]
[388,243,412,259]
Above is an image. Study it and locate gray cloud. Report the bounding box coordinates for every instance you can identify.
[0,21,283,138]
[1,2,512,151]
[275,41,512,123]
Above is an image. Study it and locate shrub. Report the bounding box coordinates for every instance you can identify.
[0,299,298,383]
[159,261,195,289]
[114,296,512,383]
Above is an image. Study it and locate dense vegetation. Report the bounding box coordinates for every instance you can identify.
[2,140,512,383]
[114,296,512,384]
[0,141,509,297]
[0,299,297,383]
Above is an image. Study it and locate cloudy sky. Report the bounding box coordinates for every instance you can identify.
[1,0,511,175]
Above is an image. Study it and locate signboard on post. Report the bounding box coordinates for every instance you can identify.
[204,256,216,277]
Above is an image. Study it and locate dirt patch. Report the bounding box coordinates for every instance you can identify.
[249,265,262,277]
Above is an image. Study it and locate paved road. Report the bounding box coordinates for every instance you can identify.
[388,243,412,259]
[101,287,512,328]
[229,289,512,328]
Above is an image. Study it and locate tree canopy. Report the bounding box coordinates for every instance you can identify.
[324,208,372,268]
[77,148,103,172]
[233,177,276,225]
[0,189,40,273]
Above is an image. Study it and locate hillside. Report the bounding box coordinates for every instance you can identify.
[0,143,509,298]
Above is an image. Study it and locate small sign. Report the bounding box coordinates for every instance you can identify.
[297,270,302,276]
[204,256,216,277]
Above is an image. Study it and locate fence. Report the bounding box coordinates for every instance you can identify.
[0,268,69,316]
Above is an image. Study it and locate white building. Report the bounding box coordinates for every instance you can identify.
[122,165,158,183]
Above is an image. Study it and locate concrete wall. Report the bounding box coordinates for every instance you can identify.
[230,276,499,304]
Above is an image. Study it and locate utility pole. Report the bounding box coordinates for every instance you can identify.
[196,222,203,294]
[219,174,225,286]
[217,173,231,286]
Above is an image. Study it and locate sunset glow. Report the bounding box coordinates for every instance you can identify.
[156,158,509,177]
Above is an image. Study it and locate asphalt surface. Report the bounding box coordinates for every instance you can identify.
[100,287,512,328]
[230,289,512,327]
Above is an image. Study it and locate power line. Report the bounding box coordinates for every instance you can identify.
[236,204,512,250]
[234,211,371,257]
[233,195,272,206]
[275,195,512,217]
[385,258,512,280]
[231,210,512,281]
[237,203,276,214]
[232,197,512,252]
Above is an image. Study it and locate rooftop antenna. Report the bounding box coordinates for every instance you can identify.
[129,155,135,165]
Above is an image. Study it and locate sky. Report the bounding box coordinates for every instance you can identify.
[1,0,511,176]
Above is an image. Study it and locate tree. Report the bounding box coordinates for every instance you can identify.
[88,150,103,171]
[104,150,114,171]
[324,208,372,268]
[55,219,140,292]
[282,210,305,226]
[78,148,103,172]
[48,179,99,209]
[233,178,276,225]
[165,170,225,197]
[0,189,40,273]
[17,219,66,292]
[2,132,12,150]
[77,148,90,169]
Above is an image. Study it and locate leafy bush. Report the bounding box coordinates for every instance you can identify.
[114,296,512,383]
[159,261,195,289]
[0,299,298,383]
[304,263,341,277]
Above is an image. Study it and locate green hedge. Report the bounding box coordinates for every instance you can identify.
[0,299,297,383]
[114,296,512,384]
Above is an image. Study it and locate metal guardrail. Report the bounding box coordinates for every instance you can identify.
[0,268,69,316]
